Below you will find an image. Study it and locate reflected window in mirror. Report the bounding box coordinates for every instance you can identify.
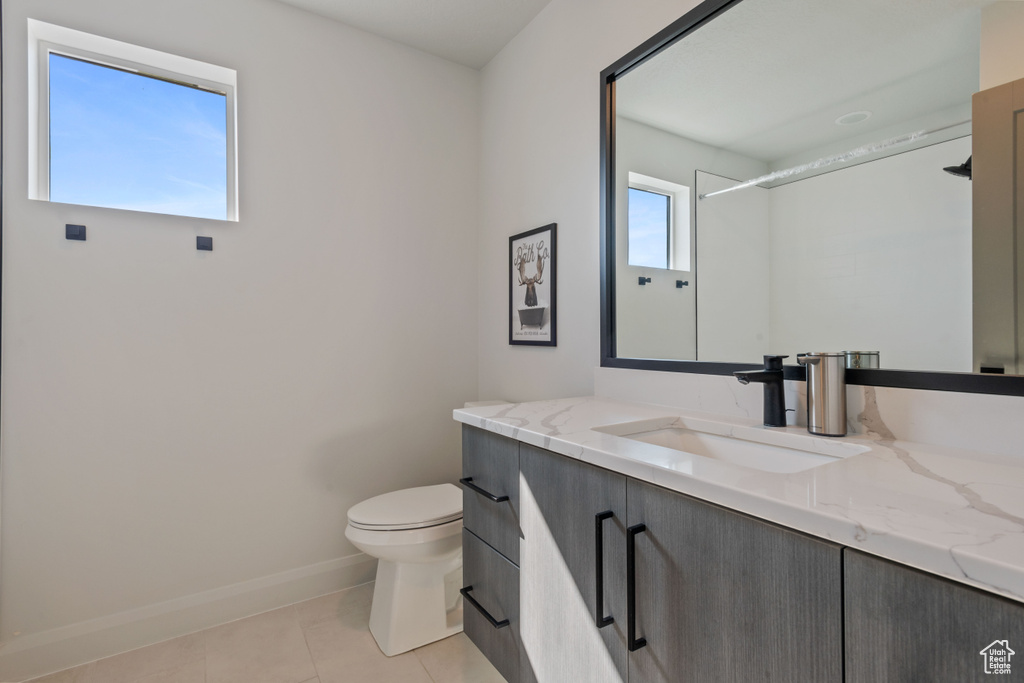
[627,173,691,271]
[627,187,669,268]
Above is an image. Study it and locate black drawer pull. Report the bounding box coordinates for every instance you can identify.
[460,586,510,629]
[627,523,648,651]
[595,510,615,628]
[459,477,509,503]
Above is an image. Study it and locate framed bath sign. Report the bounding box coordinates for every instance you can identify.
[509,223,557,346]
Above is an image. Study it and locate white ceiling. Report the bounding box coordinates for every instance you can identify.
[616,0,992,167]
[274,0,553,69]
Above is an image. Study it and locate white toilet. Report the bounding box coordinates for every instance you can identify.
[345,483,464,656]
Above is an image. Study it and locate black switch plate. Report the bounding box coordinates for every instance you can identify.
[196,236,213,251]
[66,224,86,241]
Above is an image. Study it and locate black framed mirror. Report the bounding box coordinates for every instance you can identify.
[600,0,1024,396]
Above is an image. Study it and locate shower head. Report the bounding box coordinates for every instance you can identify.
[943,155,972,180]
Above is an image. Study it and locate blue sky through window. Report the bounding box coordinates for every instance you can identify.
[628,187,670,269]
[49,53,228,220]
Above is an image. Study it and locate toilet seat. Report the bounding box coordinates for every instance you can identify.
[347,483,462,531]
[345,517,462,557]
[344,483,465,656]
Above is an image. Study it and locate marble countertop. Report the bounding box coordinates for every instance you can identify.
[453,396,1024,604]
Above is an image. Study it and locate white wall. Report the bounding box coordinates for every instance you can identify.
[0,0,479,677]
[769,137,973,372]
[981,1,1024,90]
[477,0,705,402]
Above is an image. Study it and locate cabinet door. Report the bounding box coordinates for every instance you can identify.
[845,548,1024,682]
[627,479,843,683]
[463,425,521,563]
[972,76,1024,373]
[519,444,628,683]
[464,529,523,683]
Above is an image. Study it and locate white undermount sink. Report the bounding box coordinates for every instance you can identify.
[593,418,869,474]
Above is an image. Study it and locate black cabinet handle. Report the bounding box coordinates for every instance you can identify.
[627,523,648,651]
[459,477,509,503]
[460,586,510,629]
[595,511,615,628]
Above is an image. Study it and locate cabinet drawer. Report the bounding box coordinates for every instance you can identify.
[463,529,523,683]
[462,425,520,564]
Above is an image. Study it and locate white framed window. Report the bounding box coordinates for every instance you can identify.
[627,172,691,271]
[28,19,239,221]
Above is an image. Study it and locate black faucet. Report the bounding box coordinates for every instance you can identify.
[734,355,789,427]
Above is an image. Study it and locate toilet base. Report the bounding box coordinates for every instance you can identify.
[369,554,464,656]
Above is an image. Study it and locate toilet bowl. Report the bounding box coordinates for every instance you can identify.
[345,483,464,656]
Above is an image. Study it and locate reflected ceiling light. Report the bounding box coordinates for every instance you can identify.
[835,110,872,125]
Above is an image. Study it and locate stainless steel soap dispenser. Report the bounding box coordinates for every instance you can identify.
[797,352,847,436]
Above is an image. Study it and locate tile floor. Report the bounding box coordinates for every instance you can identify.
[26,583,505,683]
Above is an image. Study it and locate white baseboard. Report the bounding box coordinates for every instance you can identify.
[0,553,377,682]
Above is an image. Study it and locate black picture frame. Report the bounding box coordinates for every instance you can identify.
[510,223,557,346]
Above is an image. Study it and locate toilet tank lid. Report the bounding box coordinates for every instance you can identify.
[347,483,462,529]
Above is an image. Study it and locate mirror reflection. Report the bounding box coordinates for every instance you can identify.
[613,0,1019,375]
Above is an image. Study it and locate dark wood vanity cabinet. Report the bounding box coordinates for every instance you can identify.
[519,443,629,682]
[461,426,526,683]
[462,426,1024,683]
[462,529,523,682]
[845,549,1024,682]
[628,478,843,682]
[517,439,842,682]
[462,426,521,564]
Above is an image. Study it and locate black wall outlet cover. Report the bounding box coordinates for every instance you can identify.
[66,224,86,241]
[197,236,213,251]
